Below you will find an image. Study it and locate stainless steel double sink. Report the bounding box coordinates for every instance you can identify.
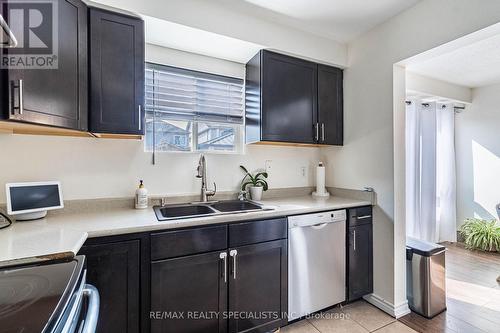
[153,200,269,221]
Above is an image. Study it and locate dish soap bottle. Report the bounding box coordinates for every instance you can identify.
[135,180,148,209]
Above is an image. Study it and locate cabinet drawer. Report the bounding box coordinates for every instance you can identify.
[151,225,227,260]
[229,218,287,247]
[348,206,373,227]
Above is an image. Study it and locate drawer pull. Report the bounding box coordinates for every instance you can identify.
[219,252,227,283]
[357,215,372,220]
[230,249,238,280]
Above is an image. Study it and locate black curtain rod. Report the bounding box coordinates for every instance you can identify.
[405,101,465,110]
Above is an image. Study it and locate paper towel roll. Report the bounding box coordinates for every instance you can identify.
[313,162,330,197]
[316,164,326,194]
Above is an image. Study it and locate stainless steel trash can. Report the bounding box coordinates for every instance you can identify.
[406,237,447,318]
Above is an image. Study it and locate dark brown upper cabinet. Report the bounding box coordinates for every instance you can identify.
[88,7,144,135]
[0,0,88,130]
[245,50,343,146]
[318,64,343,145]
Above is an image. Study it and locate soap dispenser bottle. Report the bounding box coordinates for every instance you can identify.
[135,180,148,209]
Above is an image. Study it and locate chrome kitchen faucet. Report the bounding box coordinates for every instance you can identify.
[196,154,216,202]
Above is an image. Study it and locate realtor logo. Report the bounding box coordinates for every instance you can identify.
[0,0,58,69]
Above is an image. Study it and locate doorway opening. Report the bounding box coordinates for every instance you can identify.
[394,24,500,332]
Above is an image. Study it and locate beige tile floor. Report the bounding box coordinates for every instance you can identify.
[281,301,418,333]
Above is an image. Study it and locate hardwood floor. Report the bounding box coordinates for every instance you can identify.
[399,242,500,333]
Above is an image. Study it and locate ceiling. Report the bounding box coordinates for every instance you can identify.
[407,33,500,88]
[214,0,420,43]
[145,16,263,63]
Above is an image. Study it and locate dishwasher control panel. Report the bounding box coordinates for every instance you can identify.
[288,210,346,228]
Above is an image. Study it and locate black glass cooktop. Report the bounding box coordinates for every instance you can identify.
[0,257,84,333]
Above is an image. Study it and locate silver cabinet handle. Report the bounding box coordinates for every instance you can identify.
[18,79,23,115]
[353,229,356,251]
[321,123,325,142]
[229,249,237,280]
[357,215,372,220]
[138,105,142,131]
[11,79,24,115]
[315,123,319,142]
[219,252,227,283]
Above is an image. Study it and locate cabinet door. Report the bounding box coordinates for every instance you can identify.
[347,224,373,301]
[79,240,141,333]
[2,0,88,130]
[261,51,317,143]
[89,8,144,134]
[228,240,287,333]
[318,64,343,145]
[151,251,228,333]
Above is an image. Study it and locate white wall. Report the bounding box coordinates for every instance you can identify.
[406,71,472,104]
[146,44,244,78]
[0,45,320,204]
[456,84,500,225]
[93,0,347,67]
[0,135,319,203]
[323,0,500,315]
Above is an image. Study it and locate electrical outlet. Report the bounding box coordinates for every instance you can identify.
[265,160,272,173]
[300,166,306,177]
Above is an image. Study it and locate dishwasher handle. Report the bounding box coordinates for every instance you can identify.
[311,223,328,229]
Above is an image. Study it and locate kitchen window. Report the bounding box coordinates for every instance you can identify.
[145,63,244,153]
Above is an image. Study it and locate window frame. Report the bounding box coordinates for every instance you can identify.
[144,62,245,155]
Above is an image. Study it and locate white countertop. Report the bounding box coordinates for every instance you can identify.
[0,195,370,267]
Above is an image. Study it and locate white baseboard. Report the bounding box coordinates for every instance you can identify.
[363,294,411,318]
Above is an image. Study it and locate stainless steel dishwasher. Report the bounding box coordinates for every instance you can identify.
[288,210,346,320]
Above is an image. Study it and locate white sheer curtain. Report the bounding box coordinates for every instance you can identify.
[406,100,457,242]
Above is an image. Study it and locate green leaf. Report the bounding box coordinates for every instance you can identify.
[255,179,268,191]
[239,165,255,183]
[460,218,500,252]
[241,181,254,191]
[254,172,268,180]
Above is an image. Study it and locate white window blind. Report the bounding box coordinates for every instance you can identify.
[145,63,244,153]
[145,63,244,123]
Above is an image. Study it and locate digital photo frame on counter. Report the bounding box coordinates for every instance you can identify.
[5,181,64,221]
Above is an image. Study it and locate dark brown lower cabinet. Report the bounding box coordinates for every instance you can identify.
[150,239,287,333]
[228,239,287,333]
[347,223,373,301]
[79,239,141,333]
[79,218,290,333]
[151,251,228,333]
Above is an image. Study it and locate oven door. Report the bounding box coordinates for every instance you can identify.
[54,282,100,333]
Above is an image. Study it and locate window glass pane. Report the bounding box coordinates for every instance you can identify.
[145,63,244,153]
[197,122,237,152]
[145,114,192,152]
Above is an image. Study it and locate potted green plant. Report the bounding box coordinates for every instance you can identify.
[240,165,268,201]
[458,218,500,252]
